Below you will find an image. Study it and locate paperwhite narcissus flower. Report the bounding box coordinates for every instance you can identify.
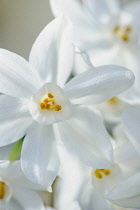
[50,0,140,104]
[55,140,140,210]
[0,161,45,210]
[0,14,134,189]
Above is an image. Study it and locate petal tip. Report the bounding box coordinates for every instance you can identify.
[125,69,135,84]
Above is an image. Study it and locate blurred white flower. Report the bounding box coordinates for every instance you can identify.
[50,0,140,104]
[93,97,128,124]
[0,161,45,210]
[56,140,140,210]
[0,14,134,190]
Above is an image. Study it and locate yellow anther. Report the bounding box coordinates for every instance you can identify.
[40,93,62,111]
[48,93,54,98]
[0,182,5,200]
[94,170,103,179]
[125,26,132,33]
[113,26,120,34]
[121,34,129,42]
[113,25,131,43]
[103,169,110,176]
[45,104,50,109]
[94,169,111,179]
[54,105,62,111]
[43,98,49,104]
[40,103,46,110]
[108,97,118,105]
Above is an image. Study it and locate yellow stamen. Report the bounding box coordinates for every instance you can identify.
[125,26,132,33]
[121,34,129,42]
[113,25,131,43]
[45,104,50,109]
[43,98,49,104]
[40,93,62,111]
[108,97,118,105]
[94,169,111,179]
[94,170,102,179]
[103,169,110,176]
[40,103,46,109]
[113,26,120,34]
[0,182,5,200]
[54,105,62,111]
[48,93,54,98]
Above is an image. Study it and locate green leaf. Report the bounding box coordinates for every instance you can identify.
[8,137,24,163]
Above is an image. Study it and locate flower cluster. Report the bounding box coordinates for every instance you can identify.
[0,0,140,209]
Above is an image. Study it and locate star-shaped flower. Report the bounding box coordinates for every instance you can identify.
[0,15,134,189]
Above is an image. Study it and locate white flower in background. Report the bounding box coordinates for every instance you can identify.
[93,97,128,124]
[0,161,45,210]
[0,14,134,189]
[122,107,140,157]
[55,139,140,210]
[50,0,140,104]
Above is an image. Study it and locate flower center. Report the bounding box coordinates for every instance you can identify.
[29,83,72,125]
[94,169,110,179]
[108,97,118,105]
[0,181,6,200]
[39,93,62,112]
[113,25,132,42]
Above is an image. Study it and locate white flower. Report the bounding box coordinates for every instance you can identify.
[0,15,134,189]
[0,161,45,210]
[50,0,140,104]
[55,140,140,210]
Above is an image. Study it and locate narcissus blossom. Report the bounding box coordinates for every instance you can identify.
[0,15,134,189]
[0,161,45,210]
[50,0,140,103]
[56,140,140,210]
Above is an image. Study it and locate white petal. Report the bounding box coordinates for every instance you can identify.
[64,65,134,104]
[125,1,140,20]
[50,0,103,52]
[50,0,95,29]
[7,198,22,210]
[106,172,140,208]
[0,111,33,147]
[29,16,73,87]
[117,47,140,104]
[114,141,139,164]
[87,44,119,68]
[13,188,45,210]
[83,0,121,23]
[7,161,45,191]
[0,49,41,98]
[55,106,113,168]
[122,107,140,156]
[21,123,59,188]
[0,95,28,120]
[79,186,113,210]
